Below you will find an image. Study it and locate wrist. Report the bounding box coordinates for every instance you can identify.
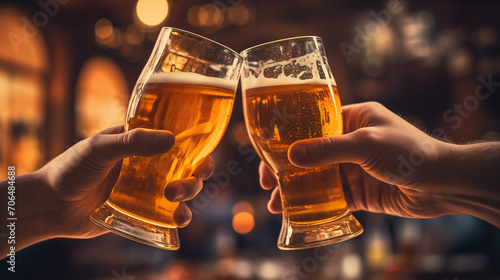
[1,169,61,255]
[434,141,500,226]
[18,170,61,242]
[429,142,468,215]
[415,140,462,216]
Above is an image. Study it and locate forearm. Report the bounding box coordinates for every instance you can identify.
[1,170,58,258]
[440,141,500,227]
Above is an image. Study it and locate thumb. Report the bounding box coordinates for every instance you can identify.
[88,128,175,165]
[288,129,372,168]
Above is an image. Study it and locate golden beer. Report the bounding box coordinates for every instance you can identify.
[244,83,346,224]
[104,72,234,227]
[241,36,362,249]
[91,27,241,250]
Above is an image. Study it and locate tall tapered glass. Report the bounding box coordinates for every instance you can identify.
[240,37,363,250]
[90,28,242,250]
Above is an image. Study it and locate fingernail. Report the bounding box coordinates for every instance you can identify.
[155,132,174,150]
[173,187,186,201]
[289,143,307,164]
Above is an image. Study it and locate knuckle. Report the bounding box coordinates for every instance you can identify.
[204,157,215,176]
[122,129,140,146]
[366,101,383,110]
[355,128,379,143]
[88,134,103,148]
[83,134,102,157]
[352,129,381,165]
[318,137,334,156]
[186,178,203,198]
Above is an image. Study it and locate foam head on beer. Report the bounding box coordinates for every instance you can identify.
[241,53,337,90]
[144,72,239,92]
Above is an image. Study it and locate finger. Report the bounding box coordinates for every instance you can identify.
[341,103,369,134]
[191,157,214,180]
[287,128,374,168]
[339,163,357,211]
[164,177,203,202]
[97,125,124,135]
[268,187,283,214]
[259,162,277,190]
[97,160,123,200]
[89,128,175,165]
[342,102,388,134]
[287,101,388,168]
[356,181,412,217]
[340,163,408,215]
[173,202,192,228]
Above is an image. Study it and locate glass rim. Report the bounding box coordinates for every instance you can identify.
[240,36,323,56]
[162,27,241,58]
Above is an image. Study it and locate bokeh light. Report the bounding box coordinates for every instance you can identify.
[94,19,123,48]
[257,260,283,280]
[94,18,113,40]
[198,4,221,33]
[187,5,201,27]
[228,4,249,26]
[232,201,254,215]
[125,24,145,45]
[75,56,128,138]
[232,211,255,235]
[341,254,362,279]
[135,0,169,27]
[187,3,255,32]
[5,1,500,279]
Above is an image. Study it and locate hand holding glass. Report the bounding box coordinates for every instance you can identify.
[90,28,242,250]
[240,37,363,250]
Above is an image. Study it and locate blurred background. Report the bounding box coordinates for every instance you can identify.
[1,0,500,279]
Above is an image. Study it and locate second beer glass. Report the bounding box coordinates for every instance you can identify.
[240,37,363,250]
[91,28,242,250]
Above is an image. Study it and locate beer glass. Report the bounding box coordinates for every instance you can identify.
[240,37,363,250]
[91,28,242,250]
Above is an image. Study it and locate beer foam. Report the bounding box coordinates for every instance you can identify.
[242,75,336,90]
[146,72,237,91]
[241,51,337,89]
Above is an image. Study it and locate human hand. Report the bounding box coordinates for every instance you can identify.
[37,126,213,239]
[261,102,456,219]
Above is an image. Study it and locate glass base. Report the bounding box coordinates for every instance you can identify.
[277,210,363,250]
[90,202,180,250]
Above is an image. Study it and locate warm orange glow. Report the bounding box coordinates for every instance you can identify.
[0,5,47,178]
[187,3,255,30]
[230,122,250,145]
[232,212,255,235]
[13,136,43,175]
[232,201,254,216]
[198,4,221,32]
[94,19,118,47]
[109,28,122,48]
[187,5,201,27]
[125,24,145,45]
[228,5,249,26]
[95,18,113,39]
[197,4,210,26]
[0,6,48,72]
[75,56,129,137]
[136,0,169,27]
